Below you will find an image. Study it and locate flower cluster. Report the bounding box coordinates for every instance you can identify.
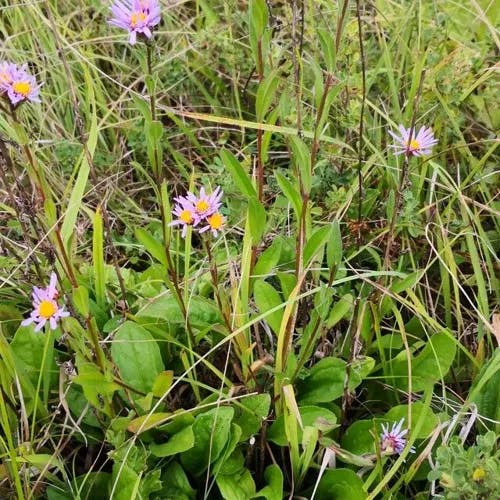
[21,272,69,332]
[170,186,225,238]
[380,418,415,456]
[109,0,161,45]
[0,62,41,106]
[390,124,438,157]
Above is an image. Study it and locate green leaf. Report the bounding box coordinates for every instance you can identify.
[253,280,283,335]
[268,405,337,447]
[159,462,196,500]
[252,464,283,500]
[249,0,268,66]
[136,294,222,328]
[385,402,438,439]
[72,285,89,317]
[341,420,379,455]
[111,321,164,394]
[298,358,360,405]
[318,28,336,72]
[470,350,500,431]
[314,469,367,500]
[61,66,97,247]
[152,370,174,398]
[253,238,282,278]
[326,294,353,328]
[256,69,280,121]
[220,150,256,199]
[326,219,342,270]
[275,171,301,218]
[93,207,106,309]
[389,331,457,392]
[248,197,267,244]
[233,394,271,442]
[180,407,234,476]
[289,136,311,194]
[150,425,195,457]
[303,225,332,268]
[217,468,256,500]
[135,227,167,268]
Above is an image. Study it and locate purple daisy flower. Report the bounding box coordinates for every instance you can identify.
[199,211,225,237]
[109,0,161,45]
[380,418,414,456]
[389,124,438,157]
[169,197,198,238]
[21,272,69,332]
[0,63,41,106]
[185,186,223,219]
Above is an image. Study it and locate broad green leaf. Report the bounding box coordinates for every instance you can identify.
[268,405,337,447]
[135,227,167,268]
[253,280,284,335]
[314,469,367,499]
[389,332,457,392]
[326,294,353,328]
[252,464,283,500]
[127,412,172,434]
[318,28,336,72]
[220,149,256,199]
[233,393,271,441]
[385,402,438,439]
[469,349,500,431]
[253,239,282,278]
[150,425,195,457]
[248,197,267,244]
[297,357,361,405]
[152,370,174,397]
[11,326,47,386]
[289,136,311,194]
[275,171,301,217]
[217,468,256,500]
[136,294,222,328]
[159,462,196,500]
[72,285,89,317]
[111,321,164,394]
[256,69,280,121]
[180,406,234,475]
[249,0,268,66]
[341,420,379,455]
[303,225,331,268]
[326,219,342,270]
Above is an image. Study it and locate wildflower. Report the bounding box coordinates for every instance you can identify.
[169,197,198,238]
[380,418,414,455]
[186,186,223,219]
[389,124,438,157]
[21,272,69,332]
[199,211,225,237]
[0,63,41,106]
[109,0,161,45]
[472,467,486,482]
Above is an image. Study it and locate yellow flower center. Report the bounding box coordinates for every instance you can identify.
[472,467,486,482]
[130,11,147,27]
[12,81,31,97]
[38,300,57,319]
[207,212,224,230]
[408,139,420,150]
[179,209,193,224]
[196,200,210,213]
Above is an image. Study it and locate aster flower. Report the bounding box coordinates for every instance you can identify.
[380,418,414,456]
[389,124,438,157]
[199,211,225,237]
[21,272,69,332]
[169,197,198,238]
[186,186,223,219]
[109,0,161,45]
[0,63,41,106]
